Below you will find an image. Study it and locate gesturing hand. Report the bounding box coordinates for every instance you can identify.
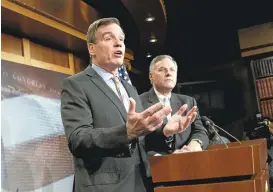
[163,104,197,137]
[126,98,172,140]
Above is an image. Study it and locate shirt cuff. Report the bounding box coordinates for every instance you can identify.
[191,139,203,148]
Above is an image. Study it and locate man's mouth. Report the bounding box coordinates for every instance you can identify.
[114,51,123,57]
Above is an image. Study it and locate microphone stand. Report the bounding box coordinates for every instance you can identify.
[209,124,229,148]
[213,124,242,144]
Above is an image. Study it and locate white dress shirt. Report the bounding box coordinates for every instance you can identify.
[154,88,172,120]
[92,64,130,112]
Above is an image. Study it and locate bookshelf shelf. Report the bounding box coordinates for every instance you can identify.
[256,74,273,80]
[260,97,273,101]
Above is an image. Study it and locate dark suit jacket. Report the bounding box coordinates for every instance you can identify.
[140,88,209,154]
[61,66,151,192]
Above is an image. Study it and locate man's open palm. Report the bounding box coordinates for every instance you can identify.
[163,104,197,137]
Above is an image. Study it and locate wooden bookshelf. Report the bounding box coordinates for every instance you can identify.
[251,56,273,119]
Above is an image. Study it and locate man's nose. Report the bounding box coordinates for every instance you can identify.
[165,71,171,76]
[114,39,122,47]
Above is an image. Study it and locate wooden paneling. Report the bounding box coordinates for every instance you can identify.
[2,0,140,74]
[2,0,86,40]
[154,180,255,192]
[1,33,136,75]
[1,33,23,56]
[74,55,88,74]
[154,168,269,192]
[30,41,69,68]
[23,38,31,64]
[12,0,99,33]
[242,46,273,57]
[151,139,268,192]
[1,33,74,75]
[68,53,75,74]
[1,52,25,64]
[238,22,273,57]
[2,0,89,57]
[238,23,273,50]
[29,59,72,74]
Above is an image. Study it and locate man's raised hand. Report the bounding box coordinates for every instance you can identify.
[126,98,172,140]
[163,104,197,137]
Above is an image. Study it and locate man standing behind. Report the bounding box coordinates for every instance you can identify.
[140,55,209,154]
[61,18,197,192]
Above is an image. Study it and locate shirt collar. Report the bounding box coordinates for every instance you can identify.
[92,64,118,82]
[153,87,171,101]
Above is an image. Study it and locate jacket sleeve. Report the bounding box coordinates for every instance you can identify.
[188,98,209,149]
[61,78,130,158]
[144,123,173,154]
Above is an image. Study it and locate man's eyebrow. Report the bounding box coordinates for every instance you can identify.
[158,67,166,69]
[101,32,112,37]
[101,32,125,38]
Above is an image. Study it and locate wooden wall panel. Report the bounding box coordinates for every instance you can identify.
[1,33,74,75]
[238,23,273,50]
[30,42,69,68]
[74,55,88,74]
[1,33,23,56]
[12,0,99,33]
[1,33,133,75]
[238,22,273,57]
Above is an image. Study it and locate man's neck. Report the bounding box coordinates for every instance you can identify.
[92,62,117,75]
[154,87,172,97]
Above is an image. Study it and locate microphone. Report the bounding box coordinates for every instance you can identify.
[201,116,242,145]
[202,117,229,148]
[263,119,273,129]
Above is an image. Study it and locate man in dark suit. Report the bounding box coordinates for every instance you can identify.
[61,18,198,192]
[140,55,209,154]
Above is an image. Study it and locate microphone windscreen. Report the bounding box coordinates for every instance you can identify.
[201,116,211,124]
[201,116,209,122]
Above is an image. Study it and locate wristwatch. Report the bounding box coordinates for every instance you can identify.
[165,135,174,149]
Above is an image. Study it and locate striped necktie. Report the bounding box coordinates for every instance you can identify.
[111,76,124,104]
[111,76,134,155]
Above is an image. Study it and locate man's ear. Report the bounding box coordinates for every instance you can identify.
[149,72,153,83]
[88,43,95,56]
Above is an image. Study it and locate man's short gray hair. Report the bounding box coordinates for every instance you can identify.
[86,17,121,44]
[86,18,121,62]
[149,55,178,72]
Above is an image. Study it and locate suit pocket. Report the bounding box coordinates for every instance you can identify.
[78,157,122,186]
[85,172,120,186]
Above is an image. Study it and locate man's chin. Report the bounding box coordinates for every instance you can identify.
[112,61,124,67]
[164,84,175,89]
[108,62,123,69]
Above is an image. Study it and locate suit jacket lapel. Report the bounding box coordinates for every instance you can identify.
[148,88,160,106]
[148,88,169,124]
[120,80,133,98]
[170,93,182,115]
[121,80,143,113]
[85,66,127,121]
[170,93,187,149]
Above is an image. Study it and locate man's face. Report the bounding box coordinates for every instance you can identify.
[150,58,177,91]
[88,23,125,71]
